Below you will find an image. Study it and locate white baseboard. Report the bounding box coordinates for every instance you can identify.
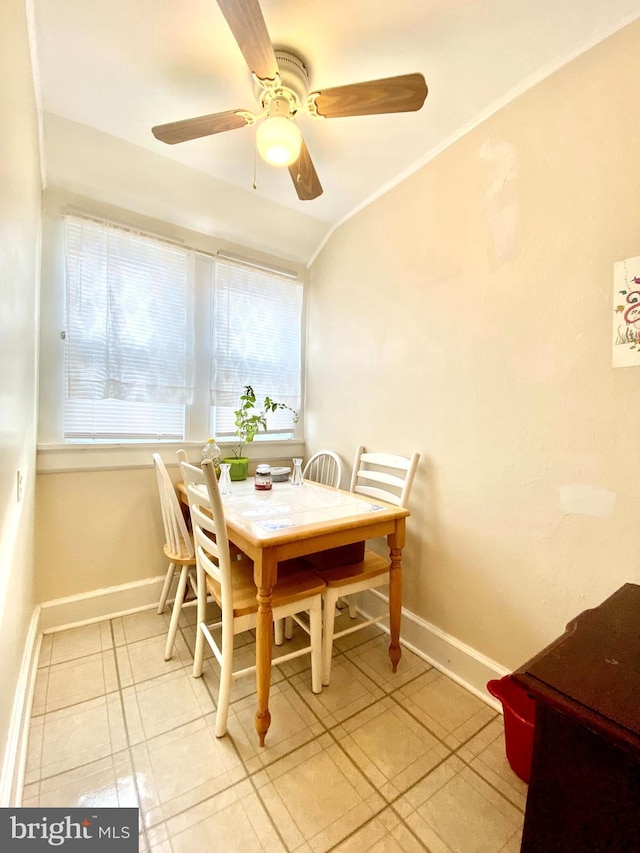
[358,589,510,711]
[38,575,166,634]
[0,606,42,807]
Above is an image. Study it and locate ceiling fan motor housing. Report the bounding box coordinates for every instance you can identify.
[254,50,309,113]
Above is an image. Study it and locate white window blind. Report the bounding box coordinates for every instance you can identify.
[58,215,303,444]
[211,258,302,437]
[63,215,194,440]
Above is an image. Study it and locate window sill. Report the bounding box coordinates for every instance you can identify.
[36,439,306,474]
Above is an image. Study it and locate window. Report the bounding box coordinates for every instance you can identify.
[64,216,192,440]
[61,215,302,443]
[211,257,302,437]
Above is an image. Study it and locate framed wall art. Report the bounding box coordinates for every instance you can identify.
[613,255,640,368]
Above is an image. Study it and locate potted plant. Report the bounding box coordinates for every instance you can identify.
[222,385,299,480]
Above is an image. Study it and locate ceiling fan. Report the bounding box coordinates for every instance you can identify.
[151,0,428,201]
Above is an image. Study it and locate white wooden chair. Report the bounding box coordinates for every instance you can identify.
[350,446,419,508]
[302,450,343,488]
[153,453,196,662]
[179,450,244,560]
[182,459,326,737]
[316,445,420,684]
[175,448,189,466]
[276,449,343,645]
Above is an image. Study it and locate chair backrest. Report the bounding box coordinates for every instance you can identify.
[303,450,342,488]
[349,445,420,507]
[178,455,204,487]
[152,453,194,559]
[179,458,234,617]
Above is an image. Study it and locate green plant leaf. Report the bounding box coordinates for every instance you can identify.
[232,383,298,456]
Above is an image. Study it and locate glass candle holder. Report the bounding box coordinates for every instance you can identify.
[291,458,304,485]
[218,463,232,496]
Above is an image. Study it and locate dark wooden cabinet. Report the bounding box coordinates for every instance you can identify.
[512,583,640,853]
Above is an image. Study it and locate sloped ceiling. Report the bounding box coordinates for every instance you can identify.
[31,0,640,264]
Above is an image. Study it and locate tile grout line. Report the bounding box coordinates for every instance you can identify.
[255,656,425,851]
[126,609,289,846]
[108,616,152,852]
[26,612,522,851]
[277,646,520,850]
[121,610,243,845]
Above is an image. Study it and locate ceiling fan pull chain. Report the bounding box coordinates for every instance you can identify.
[253,128,258,190]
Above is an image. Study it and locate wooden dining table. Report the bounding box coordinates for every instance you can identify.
[177,475,409,746]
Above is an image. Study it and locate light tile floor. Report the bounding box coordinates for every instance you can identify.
[24,603,526,852]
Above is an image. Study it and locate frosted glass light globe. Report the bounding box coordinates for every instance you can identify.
[256,116,302,167]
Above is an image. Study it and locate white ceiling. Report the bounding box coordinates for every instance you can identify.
[31,0,640,263]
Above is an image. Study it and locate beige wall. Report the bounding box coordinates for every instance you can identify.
[35,467,165,602]
[41,116,327,267]
[34,443,304,603]
[0,0,42,799]
[306,20,640,669]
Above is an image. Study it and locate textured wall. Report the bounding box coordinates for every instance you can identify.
[306,20,640,669]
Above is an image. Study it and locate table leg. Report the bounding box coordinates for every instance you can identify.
[388,519,406,673]
[254,551,277,747]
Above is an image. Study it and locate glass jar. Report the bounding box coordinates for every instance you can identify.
[255,464,272,490]
[202,438,221,477]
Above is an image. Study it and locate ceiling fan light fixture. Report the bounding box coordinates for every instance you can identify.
[256,114,302,167]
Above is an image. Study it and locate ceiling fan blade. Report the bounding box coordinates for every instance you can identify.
[310,72,428,118]
[216,0,278,81]
[152,110,251,144]
[288,139,322,201]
